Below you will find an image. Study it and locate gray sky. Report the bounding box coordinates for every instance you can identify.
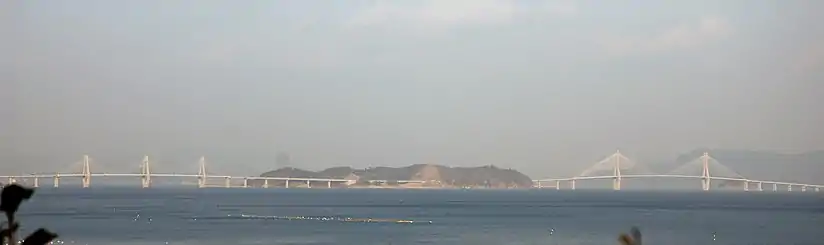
[2,0,823,177]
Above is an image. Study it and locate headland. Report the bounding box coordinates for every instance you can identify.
[250,164,533,189]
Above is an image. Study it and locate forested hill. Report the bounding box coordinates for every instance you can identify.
[259,164,534,188]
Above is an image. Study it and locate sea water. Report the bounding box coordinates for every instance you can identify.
[14,188,824,245]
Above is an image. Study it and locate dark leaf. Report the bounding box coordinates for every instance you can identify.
[618,233,635,245]
[21,228,58,245]
[1,184,35,216]
[630,227,642,245]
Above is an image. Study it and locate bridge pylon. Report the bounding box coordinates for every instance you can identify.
[613,150,622,190]
[141,155,151,188]
[197,156,207,188]
[81,155,91,188]
[670,151,748,191]
[572,149,650,190]
[701,152,711,191]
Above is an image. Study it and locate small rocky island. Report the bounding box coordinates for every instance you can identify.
[250,164,533,189]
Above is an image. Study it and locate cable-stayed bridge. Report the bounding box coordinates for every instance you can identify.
[3,152,820,192]
[534,151,823,192]
[0,155,410,189]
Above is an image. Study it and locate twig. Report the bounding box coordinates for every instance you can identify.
[6,213,15,245]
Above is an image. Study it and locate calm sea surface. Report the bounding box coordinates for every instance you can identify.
[14,188,824,245]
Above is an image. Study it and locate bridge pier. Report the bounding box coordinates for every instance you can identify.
[141,177,151,188]
[801,186,807,192]
[816,187,820,192]
[263,179,269,188]
[327,181,332,188]
[306,179,311,188]
[7,177,12,185]
[756,182,763,192]
[536,181,542,188]
[555,180,560,190]
[701,178,711,191]
[82,177,91,188]
[570,179,576,190]
[33,177,39,188]
[773,183,778,191]
[787,185,792,192]
[224,177,231,188]
[54,175,60,188]
[612,177,621,191]
[243,178,248,188]
[285,180,290,188]
[744,181,749,192]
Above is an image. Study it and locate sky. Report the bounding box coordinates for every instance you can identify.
[1,0,823,178]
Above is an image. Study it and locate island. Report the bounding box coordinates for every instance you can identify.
[248,164,533,189]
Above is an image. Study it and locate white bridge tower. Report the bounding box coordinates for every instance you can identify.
[613,150,622,190]
[701,152,711,191]
[81,155,91,188]
[141,155,151,188]
[198,156,208,188]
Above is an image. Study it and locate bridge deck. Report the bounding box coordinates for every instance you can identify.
[0,174,431,184]
[534,175,823,188]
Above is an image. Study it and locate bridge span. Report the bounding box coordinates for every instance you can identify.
[1,155,424,189]
[533,151,822,193]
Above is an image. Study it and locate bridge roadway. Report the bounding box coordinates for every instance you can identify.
[1,155,430,188]
[534,174,824,192]
[0,173,426,188]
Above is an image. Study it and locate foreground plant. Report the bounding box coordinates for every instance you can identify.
[1,184,58,245]
[618,227,642,245]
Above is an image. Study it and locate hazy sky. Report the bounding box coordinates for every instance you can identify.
[2,1,823,177]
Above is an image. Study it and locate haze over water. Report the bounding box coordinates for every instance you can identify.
[3,1,824,178]
[5,1,824,244]
[17,188,824,245]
